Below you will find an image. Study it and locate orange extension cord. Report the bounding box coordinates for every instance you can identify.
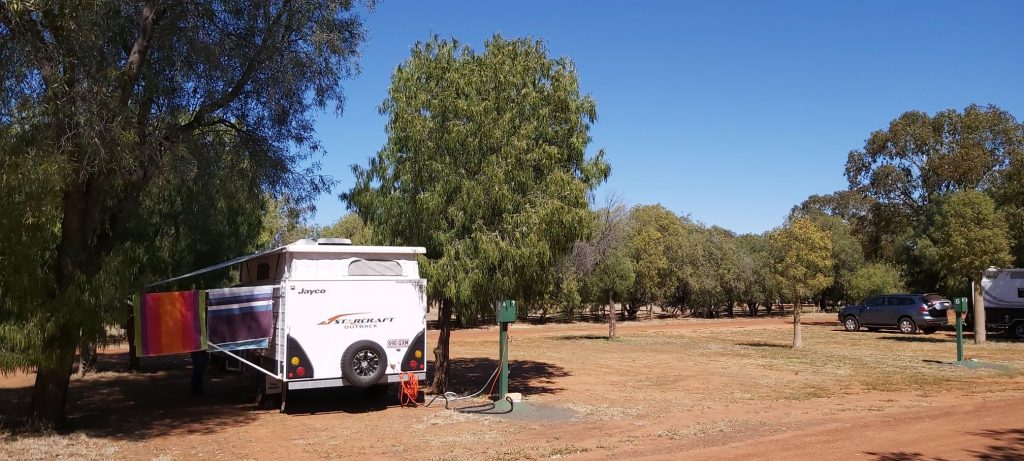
[399,371,419,407]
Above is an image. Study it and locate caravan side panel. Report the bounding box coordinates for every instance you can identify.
[982,270,1024,327]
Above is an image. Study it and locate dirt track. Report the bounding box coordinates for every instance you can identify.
[2,313,1023,460]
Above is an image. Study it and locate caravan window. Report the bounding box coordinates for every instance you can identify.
[256,263,271,280]
[348,259,403,276]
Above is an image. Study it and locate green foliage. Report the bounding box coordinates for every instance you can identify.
[842,104,1024,292]
[319,213,375,245]
[842,263,905,303]
[587,248,635,303]
[0,0,367,423]
[768,218,834,302]
[932,190,1013,284]
[345,34,609,317]
[258,195,318,250]
[625,205,688,308]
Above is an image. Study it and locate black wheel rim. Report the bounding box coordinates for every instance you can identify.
[353,350,380,377]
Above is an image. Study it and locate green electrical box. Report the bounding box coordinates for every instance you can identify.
[497,300,517,323]
[953,297,969,313]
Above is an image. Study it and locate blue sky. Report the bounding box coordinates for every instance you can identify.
[311,0,1024,235]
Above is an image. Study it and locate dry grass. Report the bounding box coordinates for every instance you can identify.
[0,432,123,461]
[494,319,1024,417]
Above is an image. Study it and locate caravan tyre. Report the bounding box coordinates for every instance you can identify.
[1011,322,1024,341]
[341,341,387,388]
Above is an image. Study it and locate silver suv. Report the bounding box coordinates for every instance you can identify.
[839,294,951,334]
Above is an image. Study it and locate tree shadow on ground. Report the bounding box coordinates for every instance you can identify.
[968,428,1024,460]
[877,335,949,343]
[802,320,841,327]
[736,342,789,348]
[1,347,409,439]
[866,428,1024,461]
[438,358,569,396]
[0,350,266,441]
[552,334,609,341]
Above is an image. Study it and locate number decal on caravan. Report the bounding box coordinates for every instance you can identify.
[387,338,410,348]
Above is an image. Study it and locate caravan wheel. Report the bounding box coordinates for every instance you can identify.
[341,341,387,388]
[1012,322,1024,340]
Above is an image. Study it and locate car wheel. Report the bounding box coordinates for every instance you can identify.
[898,317,918,334]
[1011,323,1024,340]
[843,316,860,332]
[922,327,938,334]
[341,340,387,388]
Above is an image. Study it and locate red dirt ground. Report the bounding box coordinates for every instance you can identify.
[2,313,1022,460]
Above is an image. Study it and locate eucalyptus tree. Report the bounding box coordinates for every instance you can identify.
[735,234,778,316]
[932,190,1013,343]
[319,213,374,245]
[0,1,366,426]
[842,263,905,304]
[626,205,688,312]
[844,105,1024,287]
[344,35,609,391]
[768,218,834,348]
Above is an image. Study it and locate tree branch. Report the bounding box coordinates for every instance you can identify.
[118,1,159,107]
[0,5,56,86]
[163,0,292,144]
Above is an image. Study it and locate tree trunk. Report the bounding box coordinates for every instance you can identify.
[748,300,757,317]
[29,330,79,429]
[31,185,89,427]
[973,281,986,344]
[727,301,735,318]
[608,291,617,340]
[431,299,454,392]
[792,292,803,348]
[126,303,140,371]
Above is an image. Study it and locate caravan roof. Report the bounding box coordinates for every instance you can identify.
[147,240,426,288]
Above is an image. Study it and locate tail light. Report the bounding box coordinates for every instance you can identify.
[920,304,929,313]
[401,331,427,371]
[286,335,314,379]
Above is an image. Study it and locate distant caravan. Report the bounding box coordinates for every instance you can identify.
[980,267,1024,340]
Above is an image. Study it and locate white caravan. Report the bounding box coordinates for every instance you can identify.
[981,267,1024,340]
[158,238,428,410]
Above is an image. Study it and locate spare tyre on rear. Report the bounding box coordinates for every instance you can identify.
[341,340,387,388]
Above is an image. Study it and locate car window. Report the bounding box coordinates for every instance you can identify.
[865,297,882,306]
[887,297,911,306]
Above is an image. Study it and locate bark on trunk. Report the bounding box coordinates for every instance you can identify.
[126,303,140,371]
[29,332,79,429]
[792,292,803,348]
[727,301,735,318]
[30,184,88,427]
[973,281,986,344]
[607,291,617,340]
[431,299,454,392]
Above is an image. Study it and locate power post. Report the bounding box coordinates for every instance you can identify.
[953,297,968,362]
[496,300,517,400]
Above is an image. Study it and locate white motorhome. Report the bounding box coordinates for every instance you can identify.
[159,238,428,410]
[981,267,1024,340]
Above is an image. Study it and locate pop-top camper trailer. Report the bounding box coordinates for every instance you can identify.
[981,267,1024,340]
[152,238,428,410]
